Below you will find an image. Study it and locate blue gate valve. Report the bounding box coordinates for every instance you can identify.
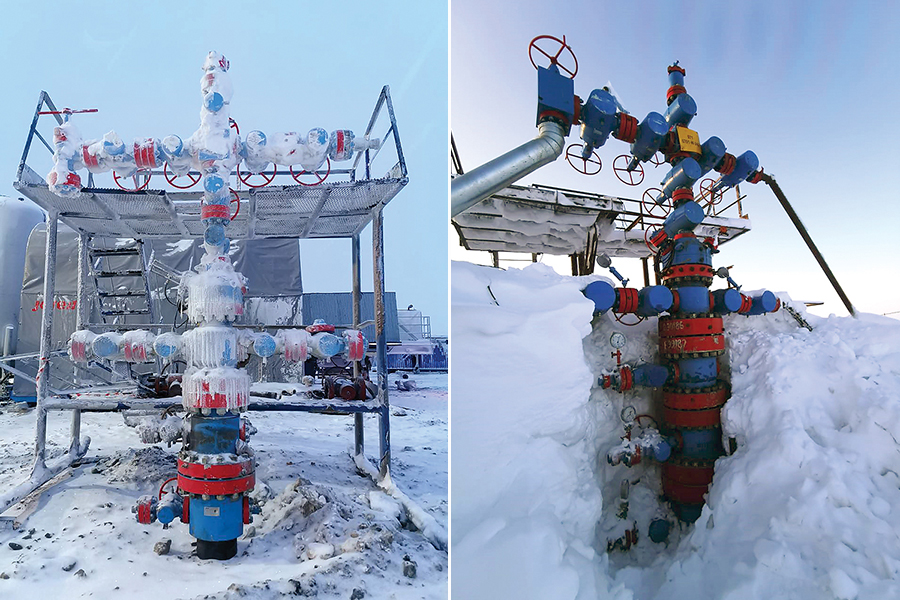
[712,150,759,193]
[580,88,619,155]
[626,112,668,170]
[657,157,702,203]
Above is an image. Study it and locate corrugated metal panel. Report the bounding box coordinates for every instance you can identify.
[301,292,399,343]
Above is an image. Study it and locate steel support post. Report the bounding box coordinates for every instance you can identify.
[70,234,89,455]
[351,234,364,458]
[372,209,390,478]
[32,211,60,475]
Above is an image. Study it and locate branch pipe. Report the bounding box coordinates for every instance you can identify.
[451,120,566,217]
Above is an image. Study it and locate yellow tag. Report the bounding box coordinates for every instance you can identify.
[676,126,702,154]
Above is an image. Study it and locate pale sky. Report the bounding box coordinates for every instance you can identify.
[0,0,449,334]
[451,0,900,319]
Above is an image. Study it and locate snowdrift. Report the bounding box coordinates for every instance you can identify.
[451,260,900,600]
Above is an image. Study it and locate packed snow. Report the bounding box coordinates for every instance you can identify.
[0,372,447,598]
[451,260,900,600]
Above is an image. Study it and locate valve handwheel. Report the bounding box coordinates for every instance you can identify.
[229,118,240,135]
[613,155,644,186]
[290,158,331,186]
[164,162,201,189]
[644,224,663,255]
[699,177,722,207]
[238,165,277,188]
[565,144,601,175]
[648,152,664,167]
[615,311,646,327]
[641,187,670,218]
[229,188,240,221]
[528,35,578,79]
[113,170,151,191]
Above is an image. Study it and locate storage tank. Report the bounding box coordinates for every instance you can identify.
[0,196,45,356]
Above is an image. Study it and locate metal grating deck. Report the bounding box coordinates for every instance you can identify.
[14,178,407,240]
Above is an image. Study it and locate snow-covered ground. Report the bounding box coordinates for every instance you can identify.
[452,260,900,600]
[0,372,447,599]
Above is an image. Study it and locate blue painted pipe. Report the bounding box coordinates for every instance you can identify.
[746,291,778,315]
[583,280,616,314]
[671,236,713,266]
[580,89,619,152]
[673,285,711,314]
[657,158,701,203]
[676,357,718,388]
[189,496,243,542]
[680,428,723,460]
[157,494,183,525]
[632,364,671,388]
[637,285,674,316]
[663,93,697,128]
[668,68,685,88]
[712,288,743,314]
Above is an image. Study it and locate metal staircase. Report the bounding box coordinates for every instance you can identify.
[88,240,156,326]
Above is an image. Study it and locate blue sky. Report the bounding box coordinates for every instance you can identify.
[0,0,448,334]
[452,0,900,318]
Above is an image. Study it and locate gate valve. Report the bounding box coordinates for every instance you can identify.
[626,112,668,170]
[697,136,727,178]
[607,427,672,467]
[579,88,619,154]
[711,150,759,194]
[656,158,701,203]
[156,492,185,526]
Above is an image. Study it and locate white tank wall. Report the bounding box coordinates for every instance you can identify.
[0,196,45,355]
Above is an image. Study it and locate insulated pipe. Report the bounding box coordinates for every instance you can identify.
[451,120,566,217]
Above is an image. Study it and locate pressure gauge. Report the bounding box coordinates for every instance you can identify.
[620,405,636,423]
[610,332,627,349]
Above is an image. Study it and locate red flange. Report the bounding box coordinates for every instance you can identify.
[178,457,253,480]
[614,114,639,143]
[618,366,634,392]
[663,460,715,486]
[663,384,729,411]
[177,472,255,496]
[716,153,736,175]
[663,477,708,505]
[738,294,753,314]
[659,334,725,356]
[661,264,715,283]
[616,288,639,313]
[659,316,724,337]
[672,188,694,203]
[666,85,687,105]
[664,405,722,428]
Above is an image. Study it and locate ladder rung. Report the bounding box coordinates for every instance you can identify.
[101,309,150,316]
[98,291,147,298]
[90,248,141,257]
[96,270,144,278]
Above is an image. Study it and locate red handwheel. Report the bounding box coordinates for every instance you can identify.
[648,152,664,167]
[528,35,578,78]
[565,144,601,175]
[290,158,331,186]
[230,189,240,221]
[164,162,201,189]
[238,165,277,188]
[229,118,240,135]
[613,155,644,186]
[644,224,664,255]
[113,170,151,191]
[699,177,722,207]
[641,187,671,218]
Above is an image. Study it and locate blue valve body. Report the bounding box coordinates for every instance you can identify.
[637,285,674,316]
[632,364,671,388]
[746,291,778,315]
[583,280,616,315]
[580,89,619,152]
[663,200,705,236]
[697,136,727,176]
[658,157,702,202]
[713,150,759,192]
[670,236,713,266]
[630,112,668,163]
[674,285,711,314]
[712,288,743,313]
[676,357,719,388]
[664,93,697,127]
